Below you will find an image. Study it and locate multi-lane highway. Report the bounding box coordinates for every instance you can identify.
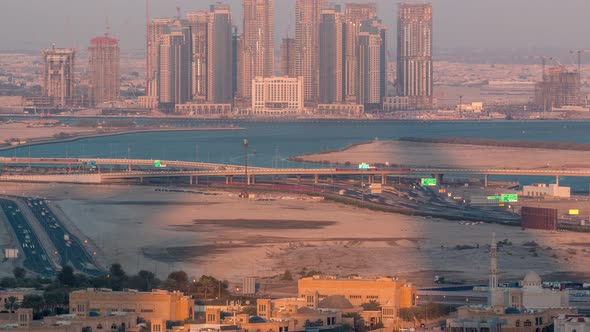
[0,199,55,277]
[27,198,102,276]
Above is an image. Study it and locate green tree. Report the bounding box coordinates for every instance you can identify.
[43,289,69,315]
[343,312,367,332]
[128,270,160,291]
[194,275,226,299]
[163,271,190,293]
[371,322,384,330]
[4,296,19,312]
[398,302,455,322]
[0,277,17,288]
[20,295,45,314]
[88,275,111,289]
[360,300,381,311]
[4,296,19,321]
[13,267,26,280]
[282,270,293,281]
[109,263,128,291]
[57,266,77,287]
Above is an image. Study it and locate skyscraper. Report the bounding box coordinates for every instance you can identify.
[344,3,376,102]
[147,18,171,98]
[280,37,296,77]
[208,4,234,104]
[88,32,120,105]
[295,0,325,105]
[239,0,274,100]
[158,19,192,104]
[319,5,345,104]
[396,3,433,109]
[42,46,75,107]
[187,11,210,101]
[357,19,386,109]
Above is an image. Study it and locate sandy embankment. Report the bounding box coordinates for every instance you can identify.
[294,140,590,169]
[0,123,96,142]
[1,183,589,285]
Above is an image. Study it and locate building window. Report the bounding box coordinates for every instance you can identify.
[524,320,532,327]
[516,320,520,327]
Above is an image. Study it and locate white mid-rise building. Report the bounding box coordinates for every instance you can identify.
[555,315,590,332]
[523,183,570,198]
[252,76,304,116]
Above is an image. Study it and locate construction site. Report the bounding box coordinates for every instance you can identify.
[534,50,588,111]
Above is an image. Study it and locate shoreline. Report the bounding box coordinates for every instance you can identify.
[288,140,376,164]
[288,139,590,171]
[0,126,244,151]
[4,114,590,123]
[288,137,590,166]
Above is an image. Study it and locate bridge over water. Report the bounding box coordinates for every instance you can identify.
[1,157,589,186]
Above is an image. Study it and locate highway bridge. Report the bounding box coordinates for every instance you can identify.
[1,157,590,185]
[0,157,254,171]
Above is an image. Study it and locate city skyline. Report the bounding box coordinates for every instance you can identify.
[1,0,589,53]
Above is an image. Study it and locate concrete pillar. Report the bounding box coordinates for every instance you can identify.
[296,175,301,183]
[247,175,251,185]
[314,174,319,185]
[139,177,144,184]
[368,175,374,184]
[251,175,256,184]
[226,176,230,185]
[484,174,489,188]
[128,164,132,171]
[229,175,233,184]
[435,174,444,185]
[381,174,387,185]
[556,175,559,186]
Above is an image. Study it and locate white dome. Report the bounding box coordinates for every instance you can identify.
[522,271,542,287]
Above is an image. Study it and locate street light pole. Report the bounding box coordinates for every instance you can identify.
[243,139,249,197]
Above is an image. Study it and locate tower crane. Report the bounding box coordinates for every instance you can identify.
[570,49,590,81]
[540,56,554,81]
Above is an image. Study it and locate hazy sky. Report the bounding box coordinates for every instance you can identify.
[1,0,589,53]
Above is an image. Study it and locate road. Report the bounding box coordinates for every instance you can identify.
[0,199,55,277]
[27,198,103,276]
[303,176,519,224]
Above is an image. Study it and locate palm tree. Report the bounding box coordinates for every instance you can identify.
[4,296,19,321]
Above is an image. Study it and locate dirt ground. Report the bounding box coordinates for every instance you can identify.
[1,182,589,288]
[0,122,95,142]
[296,140,590,169]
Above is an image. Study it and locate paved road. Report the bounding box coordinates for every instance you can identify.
[27,198,103,276]
[0,199,55,277]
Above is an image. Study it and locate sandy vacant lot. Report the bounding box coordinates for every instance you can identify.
[297,141,590,169]
[0,122,95,142]
[1,183,590,286]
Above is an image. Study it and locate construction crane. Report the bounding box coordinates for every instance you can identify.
[570,49,590,81]
[541,56,554,81]
[532,56,561,81]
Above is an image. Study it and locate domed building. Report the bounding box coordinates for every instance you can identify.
[318,295,354,311]
[519,271,569,309]
[521,271,543,288]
